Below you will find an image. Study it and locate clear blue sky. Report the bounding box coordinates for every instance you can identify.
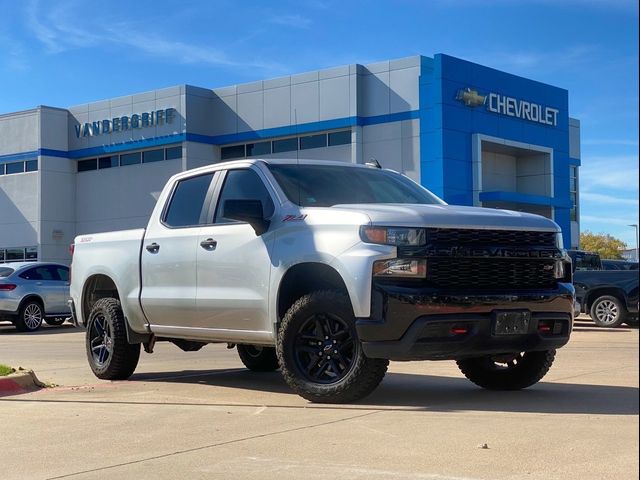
[1,0,638,247]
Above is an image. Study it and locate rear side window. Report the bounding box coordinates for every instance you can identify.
[20,267,56,280]
[0,268,14,278]
[164,173,214,227]
[214,169,275,223]
[56,267,69,282]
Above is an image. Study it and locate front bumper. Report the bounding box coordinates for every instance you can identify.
[356,282,574,361]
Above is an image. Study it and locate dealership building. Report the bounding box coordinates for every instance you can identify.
[0,53,581,264]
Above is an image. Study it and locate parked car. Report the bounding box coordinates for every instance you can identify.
[70,159,574,403]
[568,251,639,328]
[0,262,71,332]
[601,259,639,271]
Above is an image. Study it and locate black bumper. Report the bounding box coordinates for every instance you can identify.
[356,282,574,361]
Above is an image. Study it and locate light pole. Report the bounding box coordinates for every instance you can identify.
[629,224,639,261]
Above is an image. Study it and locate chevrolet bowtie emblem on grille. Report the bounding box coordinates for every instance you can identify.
[456,88,486,107]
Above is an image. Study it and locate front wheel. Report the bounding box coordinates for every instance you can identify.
[277,290,388,403]
[590,295,626,328]
[237,345,279,372]
[457,350,556,390]
[86,298,140,380]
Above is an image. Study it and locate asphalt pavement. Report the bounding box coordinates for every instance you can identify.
[0,316,638,480]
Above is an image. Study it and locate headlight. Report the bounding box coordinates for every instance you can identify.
[556,232,564,249]
[360,226,426,246]
[554,261,565,279]
[373,259,426,278]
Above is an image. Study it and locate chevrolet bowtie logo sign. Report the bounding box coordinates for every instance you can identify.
[456,88,486,107]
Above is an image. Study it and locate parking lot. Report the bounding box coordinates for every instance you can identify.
[1,317,638,480]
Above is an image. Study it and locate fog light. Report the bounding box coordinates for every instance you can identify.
[450,326,469,335]
[373,259,426,278]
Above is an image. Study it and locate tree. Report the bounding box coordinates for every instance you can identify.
[579,231,627,259]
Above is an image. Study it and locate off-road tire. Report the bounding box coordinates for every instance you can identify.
[457,350,556,390]
[15,300,44,332]
[590,295,627,328]
[45,317,66,326]
[277,290,388,403]
[86,298,140,380]
[237,345,279,372]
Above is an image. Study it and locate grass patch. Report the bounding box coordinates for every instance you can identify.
[0,364,15,376]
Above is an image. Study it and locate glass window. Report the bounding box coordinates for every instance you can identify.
[328,130,351,147]
[246,141,271,157]
[25,160,38,172]
[164,173,214,227]
[0,250,5,262]
[98,156,118,169]
[120,152,141,166]
[78,159,98,172]
[273,137,298,153]
[6,162,25,174]
[20,266,54,280]
[300,134,327,150]
[0,267,13,277]
[165,146,182,160]
[215,169,275,223]
[143,149,164,163]
[268,164,445,207]
[0,164,5,175]
[221,145,245,160]
[6,248,25,261]
[56,266,70,282]
[25,247,37,260]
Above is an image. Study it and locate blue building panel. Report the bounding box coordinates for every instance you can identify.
[419,53,577,242]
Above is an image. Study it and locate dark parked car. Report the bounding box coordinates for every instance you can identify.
[568,251,639,327]
[601,259,639,270]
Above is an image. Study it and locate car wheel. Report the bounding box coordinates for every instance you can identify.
[237,345,279,372]
[457,350,556,390]
[15,301,44,332]
[277,290,389,403]
[86,298,140,380]
[590,295,627,328]
[45,317,66,326]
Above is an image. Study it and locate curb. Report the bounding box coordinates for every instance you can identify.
[0,370,46,397]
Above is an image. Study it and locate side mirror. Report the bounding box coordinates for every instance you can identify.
[224,199,270,235]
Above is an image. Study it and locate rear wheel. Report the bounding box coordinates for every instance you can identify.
[277,290,388,403]
[457,350,556,390]
[590,295,626,328]
[86,298,140,380]
[237,345,279,372]
[15,301,44,332]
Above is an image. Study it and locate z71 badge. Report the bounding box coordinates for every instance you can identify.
[282,214,307,222]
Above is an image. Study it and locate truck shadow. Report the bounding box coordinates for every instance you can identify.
[131,369,639,416]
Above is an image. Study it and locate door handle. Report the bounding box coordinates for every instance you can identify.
[146,243,160,253]
[200,238,217,251]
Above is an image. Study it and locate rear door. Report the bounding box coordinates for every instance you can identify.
[19,266,61,313]
[194,167,276,333]
[140,172,218,327]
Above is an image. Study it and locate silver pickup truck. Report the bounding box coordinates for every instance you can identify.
[70,159,574,403]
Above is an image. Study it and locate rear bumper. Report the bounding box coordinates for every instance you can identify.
[356,282,574,361]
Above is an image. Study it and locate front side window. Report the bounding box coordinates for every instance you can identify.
[214,169,275,223]
[268,164,445,207]
[56,267,69,282]
[164,173,214,227]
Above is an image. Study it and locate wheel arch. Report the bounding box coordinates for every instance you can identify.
[81,274,120,324]
[276,262,350,328]
[585,288,627,311]
[19,294,45,313]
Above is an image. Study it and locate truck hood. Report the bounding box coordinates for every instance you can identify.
[331,204,560,231]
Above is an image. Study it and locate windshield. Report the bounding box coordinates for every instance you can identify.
[268,164,445,207]
[0,267,15,278]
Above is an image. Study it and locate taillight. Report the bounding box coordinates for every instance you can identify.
[69,243,75,256]
[0,284,17,291]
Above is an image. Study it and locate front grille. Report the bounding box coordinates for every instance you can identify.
[426,258,557,289]
[426,228,556,247]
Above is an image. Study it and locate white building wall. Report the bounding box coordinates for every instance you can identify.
[75,159,182,235]
[0,172,39,248]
